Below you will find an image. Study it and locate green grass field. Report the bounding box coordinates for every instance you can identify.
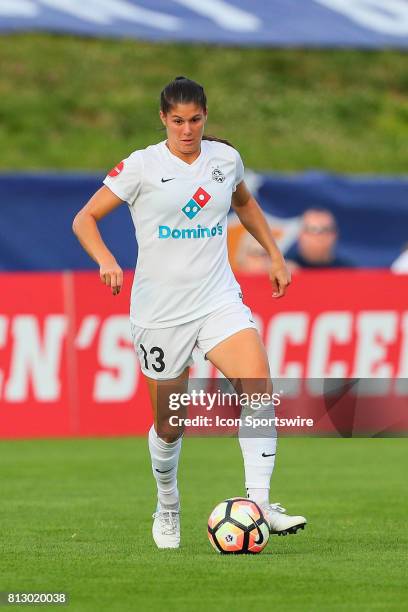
[0,436,406,611]
[0,34,407,173]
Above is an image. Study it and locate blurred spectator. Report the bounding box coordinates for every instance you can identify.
[235,232,271,274]
[391,244,408,273]
[286,208,353,270]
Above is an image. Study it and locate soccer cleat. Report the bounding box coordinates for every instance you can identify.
[152,507,180,549]
[261,502,307,536]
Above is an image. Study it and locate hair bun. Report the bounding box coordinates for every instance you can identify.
[175,76,186,81]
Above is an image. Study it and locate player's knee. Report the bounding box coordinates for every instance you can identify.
[253,366,271,381]
[243,366,272,388]
[246,355,271,381]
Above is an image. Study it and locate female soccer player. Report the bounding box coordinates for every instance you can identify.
[73,76,306,549]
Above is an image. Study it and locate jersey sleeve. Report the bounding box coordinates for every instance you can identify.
[233,150,245,192]
[103,151,144,206]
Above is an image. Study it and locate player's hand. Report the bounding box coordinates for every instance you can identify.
[269,257,291,298]
[99,256,123,296]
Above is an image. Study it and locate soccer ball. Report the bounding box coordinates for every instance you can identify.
[207,497,270,554]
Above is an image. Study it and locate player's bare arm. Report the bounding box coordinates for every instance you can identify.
[232,180,291,298]
[72,186,124,295]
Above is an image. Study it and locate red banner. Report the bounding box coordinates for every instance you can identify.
[0,270,407,438]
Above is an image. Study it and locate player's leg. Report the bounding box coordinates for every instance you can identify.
[199,304,307,535]
[130,322,194,549]
[145,367,188,506]
[144,369,189,549]
[204,326,277,509]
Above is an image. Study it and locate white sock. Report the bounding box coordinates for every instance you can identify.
[239,403,277,506]
[239,435,277,499]
[246,488,270,507]
[148,425,181,511]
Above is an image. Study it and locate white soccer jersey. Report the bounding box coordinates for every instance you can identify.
[103,139,245,328]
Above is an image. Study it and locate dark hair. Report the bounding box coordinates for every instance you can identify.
[160,76,234,148]
[160,76,206,114]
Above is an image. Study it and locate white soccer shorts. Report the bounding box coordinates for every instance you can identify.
[130,302,257,380]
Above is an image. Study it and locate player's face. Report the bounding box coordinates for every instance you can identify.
[160,103,207,161]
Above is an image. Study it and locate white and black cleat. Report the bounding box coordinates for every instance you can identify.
[261,502,307,536]
[152,506,180,549]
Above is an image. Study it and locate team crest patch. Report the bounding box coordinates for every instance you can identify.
[108,161,124,177]
[212,167,225,183]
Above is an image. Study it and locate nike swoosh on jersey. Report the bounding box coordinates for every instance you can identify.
[261,452,276,457]
[161,177,176,183]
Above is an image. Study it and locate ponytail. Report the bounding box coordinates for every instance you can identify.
[202,135,235,149]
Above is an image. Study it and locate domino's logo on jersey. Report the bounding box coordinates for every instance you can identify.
[158,185,221,240]
[182,187,211,219]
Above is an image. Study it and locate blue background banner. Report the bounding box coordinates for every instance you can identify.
[1,171,407,271]
[1,0,408,48]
